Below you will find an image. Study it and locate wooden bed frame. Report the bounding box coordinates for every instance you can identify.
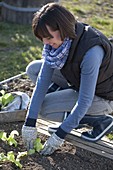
[37,119,113,160]
[0,107,113,160]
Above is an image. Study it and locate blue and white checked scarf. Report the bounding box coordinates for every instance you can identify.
[42,38,72,69]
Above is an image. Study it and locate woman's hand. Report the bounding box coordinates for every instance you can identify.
[22,125,38,150]
[40,133,64,156]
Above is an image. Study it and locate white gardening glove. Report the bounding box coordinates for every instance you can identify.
[40,133,64,156]
[22,125,38,150]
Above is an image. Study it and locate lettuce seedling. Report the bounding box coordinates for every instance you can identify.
[28,149,36,155]
[0,130,43,168]
[17,151,28,159]
[15,151,28,168]
[34,138,43,152]
[7,151,15,163]
[0,152,7,162]
[0,90,14,110]
[0,130,28,169]
[7,130,19,147]
[8,151,27,169]
[28,138,43,155]
[0,132,7,141]
[0,130,19,147]
[0,151,27,169]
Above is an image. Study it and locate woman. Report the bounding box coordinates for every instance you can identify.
[22,3,113,155]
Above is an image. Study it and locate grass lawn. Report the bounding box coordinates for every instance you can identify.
[0,22,43,81]
[0,0,113,81]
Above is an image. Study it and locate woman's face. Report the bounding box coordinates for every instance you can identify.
[42,25,63,49]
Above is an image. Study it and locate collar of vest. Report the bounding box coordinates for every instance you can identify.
[68,22,86,62]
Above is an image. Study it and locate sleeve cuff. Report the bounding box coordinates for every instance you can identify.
[55,126,68,139]
[24,117,36,127]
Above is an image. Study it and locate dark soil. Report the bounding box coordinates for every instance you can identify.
[0,75,113,170]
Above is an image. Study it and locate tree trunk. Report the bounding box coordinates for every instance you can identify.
[1,0,59,24]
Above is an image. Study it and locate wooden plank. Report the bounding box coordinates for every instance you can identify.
[0,72,26,85]
[38,127,113,160]
[65,134,113,160]
[0,110,27,123]
[38,119,113,149]
[37,119,113,160]
[39,123,113,154]
[1,108,113,160]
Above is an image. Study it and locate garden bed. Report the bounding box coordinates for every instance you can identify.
[0,75,113,170]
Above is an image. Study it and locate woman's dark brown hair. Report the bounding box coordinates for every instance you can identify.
[32,3,77,41]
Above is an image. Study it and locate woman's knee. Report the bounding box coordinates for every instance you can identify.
[26,60,43,83]
[38,111,64,122]
[26,60,41,75]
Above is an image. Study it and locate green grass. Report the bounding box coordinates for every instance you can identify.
[0,0,113,81]
[0,22,43,81]
[62,0,113,36]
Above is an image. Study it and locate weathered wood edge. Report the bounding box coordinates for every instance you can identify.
[37,119,113,160]
[0,109,113,160]
[0,110,27,123]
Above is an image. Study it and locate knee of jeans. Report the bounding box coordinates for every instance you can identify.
[39,107,52,120]
[38,111,64,122]
[26,60,42,75]
[26,64,35,83]
[26,61,41,84]
[26,61,34,76]
[26,66,30,79]
[38,111,47,119]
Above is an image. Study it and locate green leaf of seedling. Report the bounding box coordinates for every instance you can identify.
[0,97,2,104]
[0,153,7,162]
[10,130,19,138]
[7,151,15,162]
[7,130,19,147]
[15,151,27,169]
[0,132,7,141]
[7,151,23,169]
[15,158,22,169]
[34,138,43,152]
[17,151,28,159]
[107,133,113,140]
[0,90,5,108]
[2,93,14,107]
[28,149,35,155]
[0,90,5,96]
[7,137,18,147]
[0,152,22,169]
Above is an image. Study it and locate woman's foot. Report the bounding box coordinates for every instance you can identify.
[81,115,113,142]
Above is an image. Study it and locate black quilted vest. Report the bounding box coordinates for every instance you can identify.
[61,22,113,100]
